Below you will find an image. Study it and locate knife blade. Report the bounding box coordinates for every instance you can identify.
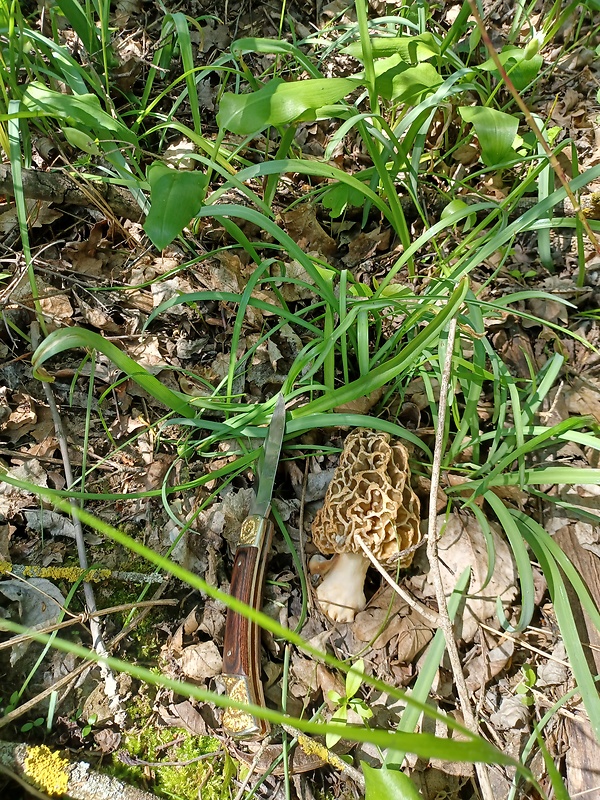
[221,394,286,738]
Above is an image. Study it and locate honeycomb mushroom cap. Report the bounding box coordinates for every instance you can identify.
[312,429,421,566]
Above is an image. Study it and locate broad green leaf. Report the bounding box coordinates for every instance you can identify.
[22,83,137,146]
[478,46,543,92]
[440,198,476,230]
[343,33,439,63]
[375,54,443,105]
[217,77,358,135]
[390,62,442,104]
[363,763,423,799]
[321,180,371,216]
[326,706,348,748]
[144,162,208,250]
[346,659,365,699]
[32,328,196,419]
[62,126,102,156]
[459,106,518,167]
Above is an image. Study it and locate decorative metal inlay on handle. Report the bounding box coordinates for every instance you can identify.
[238,515,267,547]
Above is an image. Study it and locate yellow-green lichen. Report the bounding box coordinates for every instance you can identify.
[23,744,69,797]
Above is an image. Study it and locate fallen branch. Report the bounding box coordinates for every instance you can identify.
[0,562,166,584]
[1,164,597,225]
[0,164,144,221]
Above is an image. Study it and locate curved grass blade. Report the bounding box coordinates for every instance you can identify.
[516,515,600,743]
[32,328,196,419]
[485,491,535,632]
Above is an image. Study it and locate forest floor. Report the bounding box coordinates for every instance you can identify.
[2,1,600,799]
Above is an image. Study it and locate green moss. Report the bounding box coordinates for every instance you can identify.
[110,716,227,800]
[99,686,229,800]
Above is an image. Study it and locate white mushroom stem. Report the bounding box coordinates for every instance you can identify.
[313,552,370,623]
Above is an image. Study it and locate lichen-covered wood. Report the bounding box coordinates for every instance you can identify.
[310,429,421,622]
[0,741,160,800]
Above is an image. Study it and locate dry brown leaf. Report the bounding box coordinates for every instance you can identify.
[353,585,433,661]
[0,578,66,666]
[353,586,408,648]
[0,200,62,235]
[316,664,345,710]
[343,227,390,267]
[565,376,600,423]
[0,459,48,518]
[538,641,568,687]
[276,260,317,301]
[281,205,336,257]
[334,387,384,414]
[489,694,530,730]
[177,641,223,682]
[76,296,122,333]
[413,513,518,644]
[464,637,515,693]
[289,654,321,699]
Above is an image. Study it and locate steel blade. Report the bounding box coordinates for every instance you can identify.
[250,394,286,518]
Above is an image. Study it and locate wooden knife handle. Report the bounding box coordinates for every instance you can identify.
[222,515,273,738]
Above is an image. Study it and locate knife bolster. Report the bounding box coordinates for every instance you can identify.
[238,514,271,547]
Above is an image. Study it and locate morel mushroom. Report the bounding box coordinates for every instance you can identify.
[310,429,421,623]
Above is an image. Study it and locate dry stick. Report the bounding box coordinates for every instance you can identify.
[425,318,495,800]
[0,562,167,584]
[29,323,127,722]
[232,736,273,800]
[0,599,176,654]
[280,724,366,791]
[466,0,600,258]
[0,591,173,730]
[2,164,596,226]
[0,164,143,222]
[357,539,439,626]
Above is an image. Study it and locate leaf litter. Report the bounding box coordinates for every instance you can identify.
[2,1,600,799]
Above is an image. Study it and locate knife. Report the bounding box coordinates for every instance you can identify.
[221,394,286,738]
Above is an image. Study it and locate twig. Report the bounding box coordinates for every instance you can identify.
[425,317,495,800]
[232,735,273,800]
[357,539,439,626]
[0,763,51,800]
[0,589,172,729]
[0,562,166,584]
[118,749,222,768]
[30,322,126,725]
[280,724,366,792]
[1,163,597,224]
[0,164,143,221]
[0,598,176,654]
